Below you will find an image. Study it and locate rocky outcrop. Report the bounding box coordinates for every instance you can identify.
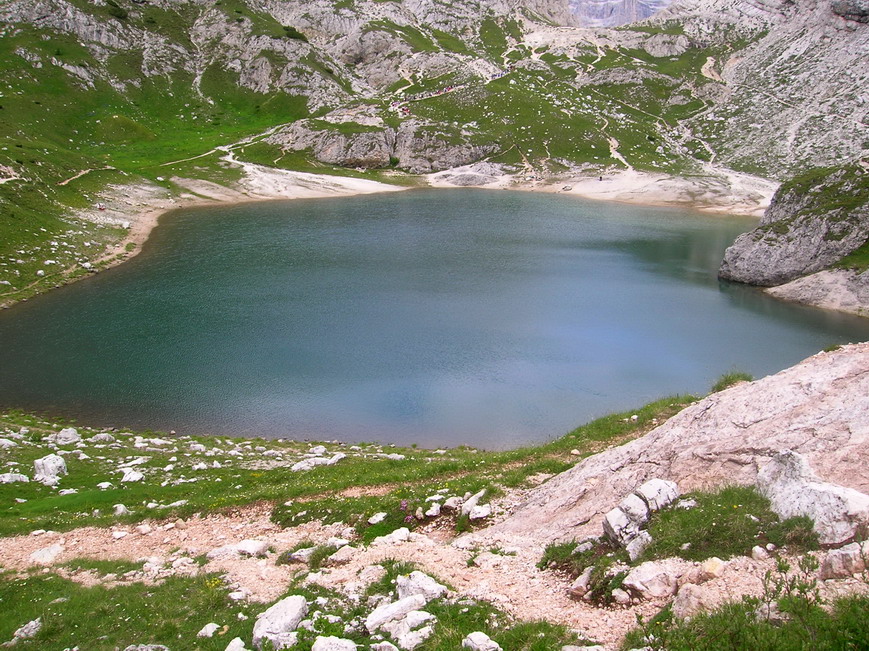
[766,269,869,317]
[757,450,869,544]
[569,0,674,27]
[485,343,869,544]
[719,166,869,286]
[832,0,869,23]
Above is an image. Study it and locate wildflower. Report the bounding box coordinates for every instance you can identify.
[400,499,408,511]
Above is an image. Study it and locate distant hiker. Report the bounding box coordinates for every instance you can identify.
[599,176,602,182]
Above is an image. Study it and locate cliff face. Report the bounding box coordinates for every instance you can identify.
[719,165,869,286]
[569,0,673,27]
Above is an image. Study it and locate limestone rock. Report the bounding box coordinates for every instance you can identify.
[832,0,869,23]
[622,561,679,599]
[819,541,869,579]
[757,450,869,545]
[462,631,502,650]
[33,454,67,486]
[90,433,116,443]
[719,166,869,287]
[311,636,357,651]
[252,595,308,650]
[487,344,869,545]
[396,571,447,601]
[291,457,332,472]
[0,438,18,449]
[635,478,679,511]
[325,545,356,566]
[381,610,436,650]
[672,583,709,619]
[365,594,427,633]
[47,427,80,445]
[469,504,492,520]
[209,539,269,559]
[225,638,249,651]
[626,530,653,562]
[121,468,144,483]
[699,557,726,581]
[461,489,486,517]
[568,566,594,599]
[643,33,691,57]
[767,268,869,318]
[11,617,41,642]
[368,512,387,525]
[0,472,29,483]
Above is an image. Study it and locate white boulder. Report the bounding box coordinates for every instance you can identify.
[207,539,269,560]
[225,638,249,651]
[396,571,447,601]
[48,428,81,445]
[11,617,41,642]
[198,623,220,638]
[820,541,869,579]
[462,632,502,650]
[365,594,427,632]
[461,490,486,517]
[30,543,64,565]
[622,561,679,599]
[0,438,18,449]
[121,468,144,483]
[672,583,710,619]
[635,478,679,511]
[33,454,67,486]
[368,512,387,525]
[758,450,869,544]
[0,472,29,484]
[311,636,357,651]
[252,595,308,650]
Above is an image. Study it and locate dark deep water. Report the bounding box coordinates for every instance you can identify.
[2,189,868,449]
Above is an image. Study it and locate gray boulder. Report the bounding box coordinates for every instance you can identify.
[757,450,869,545]
[252,595,308,650]
[832,0,869,22]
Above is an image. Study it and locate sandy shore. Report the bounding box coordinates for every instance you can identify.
[428,164,777,218]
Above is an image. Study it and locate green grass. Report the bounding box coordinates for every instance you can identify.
[0,571,251,650]
[0,395,694,538]
[622,592,869,651]
[710,371,753,393]
[539,485,819,606]
[640,485,819,562]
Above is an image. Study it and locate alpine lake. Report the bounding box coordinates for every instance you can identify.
[2,189,868,449]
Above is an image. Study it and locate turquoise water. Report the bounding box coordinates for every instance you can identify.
[1,189,868,448]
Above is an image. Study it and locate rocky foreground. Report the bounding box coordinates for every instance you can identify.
[2,345,869,649]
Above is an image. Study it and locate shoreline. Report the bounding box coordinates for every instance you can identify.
[3,160,777,310]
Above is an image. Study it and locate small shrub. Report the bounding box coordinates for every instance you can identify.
[283,25,308,42]
[105,0,128,20]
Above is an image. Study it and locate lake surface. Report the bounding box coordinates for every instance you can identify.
[2,189,869,449]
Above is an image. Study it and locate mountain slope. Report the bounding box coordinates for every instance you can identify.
[0,0,866,305]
